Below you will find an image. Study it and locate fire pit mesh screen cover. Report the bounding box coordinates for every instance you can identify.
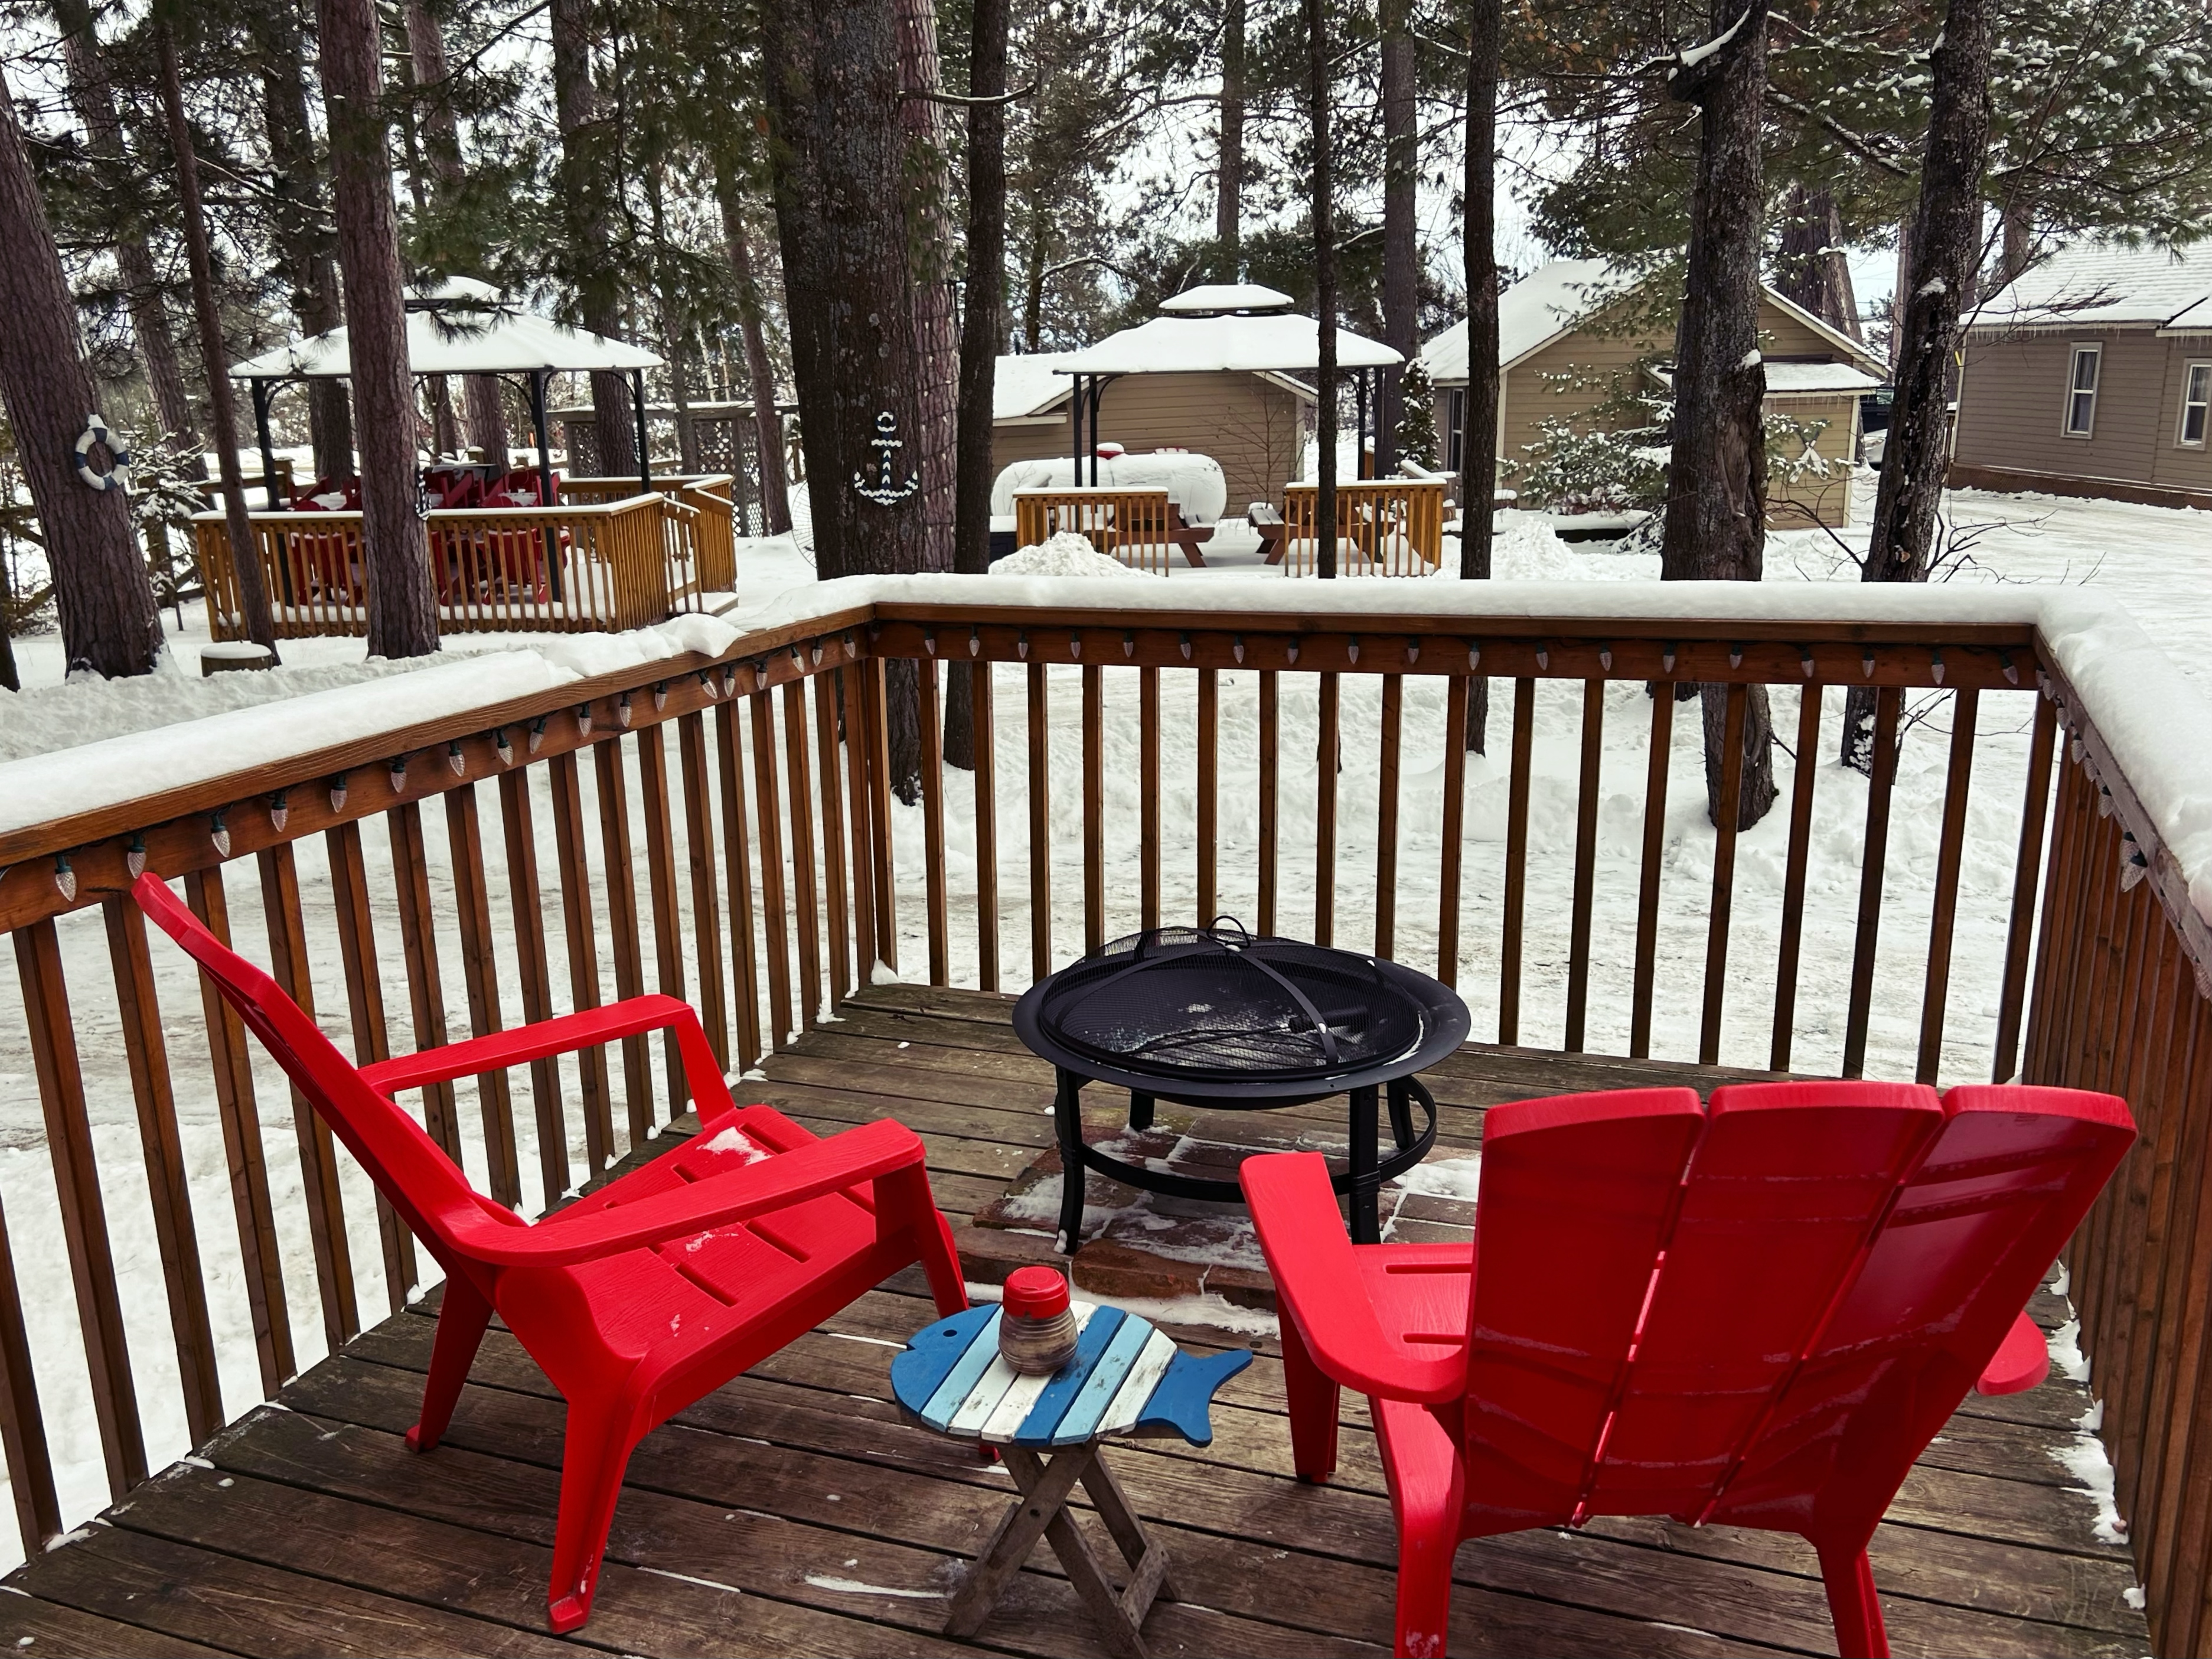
[1036,926,1426,1083]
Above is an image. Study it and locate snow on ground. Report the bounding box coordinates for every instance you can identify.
[0,468,2204,1559]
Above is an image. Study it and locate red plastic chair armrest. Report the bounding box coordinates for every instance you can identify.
[1241,1152,1463,1403]
[363,996,730,1118]
[1976,1311,2051,1396]
[457,1118,929,1266]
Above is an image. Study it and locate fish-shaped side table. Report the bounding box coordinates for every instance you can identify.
[891,1302,1253,1657]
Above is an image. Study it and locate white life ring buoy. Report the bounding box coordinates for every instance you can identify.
[75,415,132,493]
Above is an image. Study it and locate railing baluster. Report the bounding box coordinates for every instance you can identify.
[969,663,999,992]
[714,702,764,1072]
[1197,667,1218,927]
[15,918,146,1495]
[1499,677,1535,1045]
[1438,674,1468,987]
[811,676,853,1009]
[387,804,460,1159]
[1916,686,1981,1083]
[443,785,523,1205]
[1842,686,1904,1079]
[916,657,948,986]
[839,662,877,988]
[547,752,614,1173]
[182,868,292,1392]
[497,770,569,1207]
[1028,662,1053,980]
[783,680,827,1018]
[1564,679,1603,1052]
[1699,683,1750,1067]
[680,711,732,1066]
[1630,683,1675,1059]
[258,844,358,1349]
[862,658,899,972]
[748,689,795,1050]
[1140,666,1162,932]
[593,737,652,1143]
[1314,672,1340,947]
[1992,693,2058,1083]
[638,722,691,1108]
[0,1187,60,1556]
[1771,685,1823,1072]
[1258,670,1279,936]
[2141,1006,2212,1635]
[103,895,224,1442]
[1082,664,1104,953]
[324,822,415,1305]
[1374,674,1402,958]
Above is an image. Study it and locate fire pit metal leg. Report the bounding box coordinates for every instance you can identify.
[1128,1091,1154,1130]
[1055,1067,1087,1253]
[1349,1084,1381,1243]
[1387,1078,1415,1150]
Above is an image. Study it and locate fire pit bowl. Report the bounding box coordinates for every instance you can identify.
[1013,924,1471,1247]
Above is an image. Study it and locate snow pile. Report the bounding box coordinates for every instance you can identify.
[1391,1153,1483,1201]
[994,532,1153,579]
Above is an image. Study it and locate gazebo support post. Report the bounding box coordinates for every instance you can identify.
[528,369,564,602]
[631,369,652,495]
[1071,372,1085,483]
[1356,370,1369,480]
[1087,377,1112,484]
[252,379,283,509]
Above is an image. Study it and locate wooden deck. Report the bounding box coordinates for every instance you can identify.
[0,985,2149,1658]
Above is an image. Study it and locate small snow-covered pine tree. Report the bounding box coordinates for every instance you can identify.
[1395,358,1440,468]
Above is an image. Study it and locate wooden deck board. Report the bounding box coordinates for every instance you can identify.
[1,985,2148,1657]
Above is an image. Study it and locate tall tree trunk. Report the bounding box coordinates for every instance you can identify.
[0,550,19,690]
[1842,0,1991,767]
[762,0,933,794]
[1998,199,2032,288]
[895,0,960,573]
[0,64,161,679]
[1022,213,1048,351]
[405,0,510,464]
[1377,0,1415,477]
[550,0,637,479]
[1306,0,1337,579]
[713,167,792,534]
[945,0,1011,771]
[157,21,277,659]
[1459,0,1501,751]
[1776,184,1861,340]
[54,0,195,444]
[253,2,354,483]
[1215,0,1245,279]
[319,0,439,658]
[1660,0,1776,831]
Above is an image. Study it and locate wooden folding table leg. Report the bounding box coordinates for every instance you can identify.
[1078,1446,1179,1606]
[1008,1446,1155,1659]
[942,1441,1097,1640]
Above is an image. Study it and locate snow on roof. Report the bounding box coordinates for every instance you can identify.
[1970,240,2212,332]
[995,352,1076,420]
[231,307,664,380]
[405,275,503,307]
[1056,311,1401,375]
[1159,283,1296,314]
[1648,360,1881,395]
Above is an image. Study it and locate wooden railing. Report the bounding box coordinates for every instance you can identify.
[562,474,737,593]
[1281,478,1447,575]
[0,585,2206,1648]
[191,491,706,640]
[1012,488,1182,573]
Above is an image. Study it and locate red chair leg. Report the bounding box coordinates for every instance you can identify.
[1816,1540,1890,1659]
[406,1276,494,1452]
[922,1208,968,1316]
[1373,1399,1464,1659]
[1280,1312,1341,1482]
[546,1394,638,1634]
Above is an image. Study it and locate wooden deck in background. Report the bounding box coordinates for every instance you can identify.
[0,985,2149,1658]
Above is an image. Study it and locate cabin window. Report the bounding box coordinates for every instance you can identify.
[2064,344,2101,437]
[2179,361,2211,448]
[1445,388,1466,472]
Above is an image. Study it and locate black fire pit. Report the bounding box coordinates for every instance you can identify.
[1012,923,1471,1247]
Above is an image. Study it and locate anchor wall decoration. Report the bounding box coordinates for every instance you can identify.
[854,410,921,505]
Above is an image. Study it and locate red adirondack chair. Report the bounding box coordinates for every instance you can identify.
[1241,1080,2134,1659]
[133,872,967,1634]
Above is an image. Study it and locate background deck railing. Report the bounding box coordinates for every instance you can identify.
[0,586,2204,1648]
[1281,478,1447,575]
[1012,488,1182,573]
[191,490,714,642]
[560,474,737,593]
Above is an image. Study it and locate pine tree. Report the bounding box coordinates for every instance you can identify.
[1395,358,1438,468]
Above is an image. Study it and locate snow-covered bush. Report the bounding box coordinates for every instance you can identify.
[1517,416,1670,515]
[1395,358,1440,468]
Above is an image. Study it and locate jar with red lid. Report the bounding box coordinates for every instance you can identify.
[998,1266,1079,1375]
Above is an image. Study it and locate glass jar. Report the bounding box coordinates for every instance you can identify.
[998,1266,1079,1376]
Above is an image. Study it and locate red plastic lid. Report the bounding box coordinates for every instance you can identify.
[1001,1266,1071,1320]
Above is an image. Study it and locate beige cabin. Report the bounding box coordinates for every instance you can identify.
[1423,259,1885,527]
[1952,242,2212,509]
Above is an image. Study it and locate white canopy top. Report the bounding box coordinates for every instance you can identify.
[992,452,1229,524]
[231,303,663,381]
[1158,283,1295,314]
[1056,310,1401,376]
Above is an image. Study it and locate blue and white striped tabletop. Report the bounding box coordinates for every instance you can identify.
[891,1303,1252,1449]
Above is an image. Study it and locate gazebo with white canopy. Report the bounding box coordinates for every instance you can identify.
[1053,283,1403,485]
[228,277,664,512]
